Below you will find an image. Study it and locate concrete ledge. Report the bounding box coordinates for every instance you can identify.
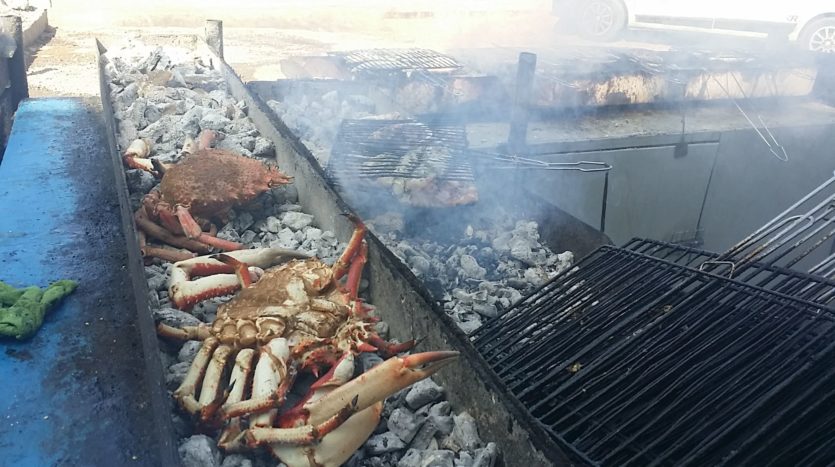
[22,8,48,48]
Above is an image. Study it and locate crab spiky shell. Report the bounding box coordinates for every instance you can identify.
[215,258,351,342]
[218,259,338,319]
[158,149,290,218]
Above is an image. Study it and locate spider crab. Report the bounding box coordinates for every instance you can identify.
[157,214,459,466]
[134,130,293,262]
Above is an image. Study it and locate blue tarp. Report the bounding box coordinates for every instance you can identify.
[0,99,166,466]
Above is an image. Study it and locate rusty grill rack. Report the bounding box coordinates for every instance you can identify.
[471,242,835,466]
[331,48,462,74]
[326,119,475,187]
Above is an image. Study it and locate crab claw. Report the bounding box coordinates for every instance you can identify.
[247,351,459,467]
[304,351,459,425]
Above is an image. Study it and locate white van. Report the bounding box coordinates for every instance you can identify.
[553,0,835,52]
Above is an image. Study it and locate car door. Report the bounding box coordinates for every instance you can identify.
[630,0,719,28]
[716,4,801,36]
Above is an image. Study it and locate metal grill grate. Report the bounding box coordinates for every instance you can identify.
[708,173,835,281]
[471,244,835,466]
[626,238,835,307]
[326,119,475,185]
[332,48,462,74]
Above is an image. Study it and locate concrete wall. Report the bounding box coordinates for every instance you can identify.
[700,124,835,254]
[525,140,720,246]
[526,122,835,255]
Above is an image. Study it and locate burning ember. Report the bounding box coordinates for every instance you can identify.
[105,40,498,467]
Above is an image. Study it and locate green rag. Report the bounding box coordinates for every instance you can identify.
[0,280,78,340]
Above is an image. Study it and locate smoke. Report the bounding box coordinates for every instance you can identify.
[247,0,835,263]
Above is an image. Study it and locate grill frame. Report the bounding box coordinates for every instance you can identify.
[473,241,835,466]
[331,48,463,74]
[326,118,477,187]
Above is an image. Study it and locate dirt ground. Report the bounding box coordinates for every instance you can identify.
[23,3,781,99]
[24,6,563,98]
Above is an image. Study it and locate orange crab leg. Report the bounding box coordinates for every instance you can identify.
[302,351,458,426]
[344,241,368,301]
[366,333,418,358]
[196,233,244,251]
[213,253,255,288]
[157,202,184,235]
[123,154,156,173]
[175,205,206,239]
[246,396,359,447]
[310,353,356,391]
[135,210,213,254]
[332,213,367,281]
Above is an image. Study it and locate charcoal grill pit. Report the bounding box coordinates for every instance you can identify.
[94,34,537,465]
[472,174,835,466]
[220,35,594,466]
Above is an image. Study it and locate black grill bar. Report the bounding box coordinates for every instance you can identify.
[472,244,835,466]
[624,238,835,307]
[327,119,475,183]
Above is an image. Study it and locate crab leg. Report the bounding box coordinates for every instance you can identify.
[142,245,196,263]
[220,362,298,420]
[252,338,291,427]
[169,249,310,309]
[157,323,211,341]
[198,344,233,421]
[305,351,458,425]
[344,241,367,301]
[213,253,255,288]
[124,154,155,172]
[218,348,255,451]
[263,404,383,467]
[246,396,358,446]
[332,214,367,281]
[173,205,245,251]
[135,209,212,254]
[366,333,418,358]
[175,205,205,239]
[157,203,186,235]
[174,337,220,416]
[248,352,457,467]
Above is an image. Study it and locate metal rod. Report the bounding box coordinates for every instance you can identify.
[508,52,537,154]
[205,19,224,60]
[719,171,835,261]
[600,171,609,233]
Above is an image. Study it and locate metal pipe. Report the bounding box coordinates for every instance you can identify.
[507,52,537,155]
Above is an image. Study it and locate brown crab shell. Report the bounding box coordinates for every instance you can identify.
[158,149,291,218]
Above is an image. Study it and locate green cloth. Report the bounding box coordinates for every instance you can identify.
[0,280,78,340]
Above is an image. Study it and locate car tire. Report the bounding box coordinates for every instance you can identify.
[799,17,835,53]
[575,0,627,42]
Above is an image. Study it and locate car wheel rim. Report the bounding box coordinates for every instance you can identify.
[809,26,835,53]
[582,1,615,36]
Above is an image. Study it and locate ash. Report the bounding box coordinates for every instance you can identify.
[263,84,574,335]
[373,215,574,335]
[107,41,497,467]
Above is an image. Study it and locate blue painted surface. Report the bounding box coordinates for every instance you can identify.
[0,99,163,466]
